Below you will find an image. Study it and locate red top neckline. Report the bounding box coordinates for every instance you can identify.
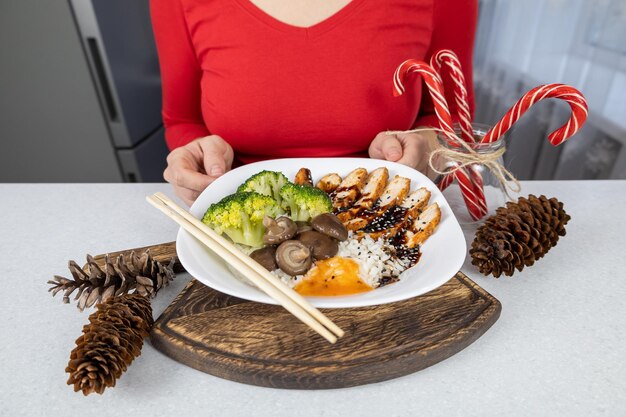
[232,0,368,37]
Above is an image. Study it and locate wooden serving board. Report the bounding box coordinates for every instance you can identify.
[94,242,501,389]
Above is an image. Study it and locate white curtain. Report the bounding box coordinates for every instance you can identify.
[474,0,626,179]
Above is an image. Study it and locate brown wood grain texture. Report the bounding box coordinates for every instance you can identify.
[91,241,185,273]
[93,241,501,389]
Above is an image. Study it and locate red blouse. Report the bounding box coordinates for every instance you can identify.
[151,0,477,165]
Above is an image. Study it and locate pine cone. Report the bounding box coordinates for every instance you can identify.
[66,294,153,395]
[48,250,176,311]
[470,195,570,277]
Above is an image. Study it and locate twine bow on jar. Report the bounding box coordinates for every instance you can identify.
[387,127,521,199]
[426,129,521,199]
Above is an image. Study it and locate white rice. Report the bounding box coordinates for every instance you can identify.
[335,234,409,288]
[272,268,306,288]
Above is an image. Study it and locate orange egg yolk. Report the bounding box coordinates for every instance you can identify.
[294,257,373,296]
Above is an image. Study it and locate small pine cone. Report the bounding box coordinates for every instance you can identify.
[66,294,153,395]
[470,195,570,277]
[48,250,176,311]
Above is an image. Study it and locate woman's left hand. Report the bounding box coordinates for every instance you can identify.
[368,130,435,175]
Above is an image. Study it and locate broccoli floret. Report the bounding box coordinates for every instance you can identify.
[279,183,332,222]
[201,192,284,248]
[237,170,289,204]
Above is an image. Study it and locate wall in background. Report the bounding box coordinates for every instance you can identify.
[474,0,626,180]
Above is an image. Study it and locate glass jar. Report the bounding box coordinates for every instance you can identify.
[434,123,510,224]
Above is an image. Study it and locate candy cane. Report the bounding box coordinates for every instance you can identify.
[393,59,486,219]
[393,59,457,145]
[436,161,487,217]
[436,162,488,220]
[430,50,474,143]
[483,84,588,145]
[430,50,488,214]
[438,171,454,191]
[468,166,487,211]
[455,167,489,220]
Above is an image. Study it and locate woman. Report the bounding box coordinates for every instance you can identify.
[151,0,477,205]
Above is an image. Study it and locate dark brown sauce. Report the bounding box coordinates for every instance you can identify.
[378,276,399,287]
[339,197,375,219]
[363,206,408,233]
[377,241,421,288]
[393,244,422,268]
[352,205,383,224]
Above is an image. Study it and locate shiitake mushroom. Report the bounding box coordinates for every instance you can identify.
[311,213,348,241]
[263,216,297,245]
[261,213,346,276]
[297,230,338,260]
[250,246,278,271]
[275,240,312,276]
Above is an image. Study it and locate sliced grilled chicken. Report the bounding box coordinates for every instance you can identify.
[400,187,431,218]
[332,168,368,211]
[358,187,431,240]
[294,168,313,186]
[316,173,342,194]
[376,175,411,208]
[336,167,389,222]
[343,175,411,231]
[401,203,441,248]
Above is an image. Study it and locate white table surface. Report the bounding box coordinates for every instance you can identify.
[1,181,625,417]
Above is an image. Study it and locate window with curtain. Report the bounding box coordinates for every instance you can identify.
[474,0,626,180]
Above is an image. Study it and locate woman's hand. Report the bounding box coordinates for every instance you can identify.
[163,135,234,206]
[368,130,437,176]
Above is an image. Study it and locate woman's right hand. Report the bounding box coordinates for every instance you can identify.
[163,135,234,206]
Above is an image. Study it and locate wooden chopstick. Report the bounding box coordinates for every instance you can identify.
[152,192,344,338]
[146,193,344,343]
[146,195,338,343]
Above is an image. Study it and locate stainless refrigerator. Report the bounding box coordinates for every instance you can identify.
[0,0,168,182]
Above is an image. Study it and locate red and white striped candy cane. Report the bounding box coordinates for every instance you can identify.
[467,166,487,212]
[437,170,455,190]
[455,167,489,220]
[436,161,487,217]
[393,59,457,145]
[430,50,474,143]
[482,84,588,145]
[436,161,487,220]
[430,50,488,214]
[393,59,486,220]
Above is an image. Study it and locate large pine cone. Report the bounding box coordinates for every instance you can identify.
[66,294,153,395]
[470,195,570,277]
[48,250,176,311]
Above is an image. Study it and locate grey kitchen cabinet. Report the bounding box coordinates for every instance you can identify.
[0,0,167,182]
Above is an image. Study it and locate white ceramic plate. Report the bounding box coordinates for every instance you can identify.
[177,158,466,308]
